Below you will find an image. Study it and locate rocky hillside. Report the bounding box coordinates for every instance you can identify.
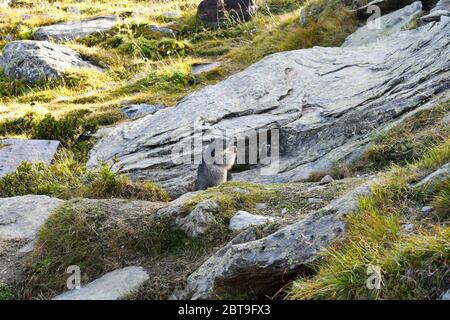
[0,0,449,300]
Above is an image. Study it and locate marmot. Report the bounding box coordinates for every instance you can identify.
[196,143,237,191]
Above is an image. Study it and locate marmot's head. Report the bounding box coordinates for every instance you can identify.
[203,141,237,170]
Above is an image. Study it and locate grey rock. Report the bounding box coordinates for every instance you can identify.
[192,62,221,75]
[343,1,423,47]
[355,0,416,19]
[255,203,267,210]
[121,104,166,119]
[0,139,60,178]
[421,206,434,214]
[34,15,119,41]
[88,17,450,199]
[149,25,177,38]
[52,267,149,300]
[174,200,219,237]
[413,163,449,192]
[442,289,450,300]
[422,0,450,22]
[229,211,275,231]
[299,7,308,27]
[402,223,415,233]
[308,197,323,203]
[0,195,64,241]
[320,175,334,184]
[0,195,64,286]
[162,11,182,19]
[175,183,373,299]
[0,40,97,84]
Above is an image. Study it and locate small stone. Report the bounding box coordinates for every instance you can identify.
[421,206,433,214]
[229,211,275,231]
[308,198,323,203]
[121,104,166,119]
[255,203,267,210]
[149,25,177,38]
[320,175,334,185]
[192,62,221,75]
[232,187,250,194]
[280,208,288,215]
[402,223,415,233]
[162,11,182,19]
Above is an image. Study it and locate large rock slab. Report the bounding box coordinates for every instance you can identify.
[0,195,64,286]
[88,15,450,199]
[174,183,373,299]
[52,266,149,300]
[34,16,119,41]
[0,139,60,178]
[197,0,256,27]
[0,41,97,84]
[343,1,423,47]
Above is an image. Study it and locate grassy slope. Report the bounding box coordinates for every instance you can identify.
[0,0,448,300]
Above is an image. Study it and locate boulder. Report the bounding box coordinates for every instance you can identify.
[229,211,275,231]
[33,15,119,41]
[0,139,60,178]
[343,1,423,47]
[87,13,450,199]
[52,267,149,300]
[175,183,373,299]
[422,0,450,22]
[197,0,256,27]
[173,200,220,237]
[0,195,64,286]
[0,41,97,84]
[121,104,166,119]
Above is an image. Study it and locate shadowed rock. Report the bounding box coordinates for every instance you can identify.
[197,0,256,27]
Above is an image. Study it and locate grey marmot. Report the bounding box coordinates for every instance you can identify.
[196,143,237,191]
